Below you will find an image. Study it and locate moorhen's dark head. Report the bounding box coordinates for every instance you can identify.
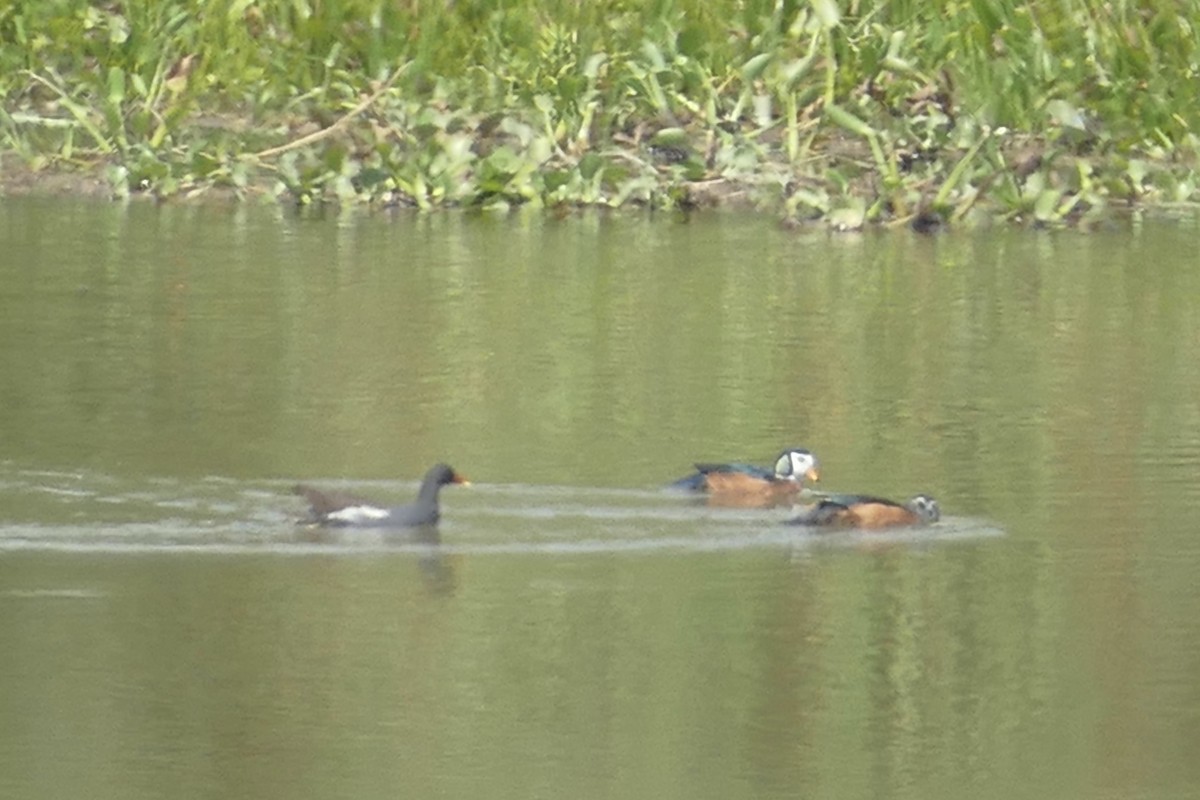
[426,463,470,487]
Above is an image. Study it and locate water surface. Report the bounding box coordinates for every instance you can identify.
[2,199,1199,799]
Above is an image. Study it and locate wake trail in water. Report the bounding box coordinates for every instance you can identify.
[0,467,1004,557]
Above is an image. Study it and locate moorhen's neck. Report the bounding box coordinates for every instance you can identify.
[416,475,446,505]
[415,464,457,505]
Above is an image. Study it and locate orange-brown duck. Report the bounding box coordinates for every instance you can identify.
[786,493,940,529]
[669,448,820,505]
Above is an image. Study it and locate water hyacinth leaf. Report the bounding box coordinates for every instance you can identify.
[1022,170,1046,201]
[576,101,598,148]
[497,116,537,148]
[792,84,821,111]
[787,7,813,38]
[230,161,248,189]
[934,134,988,207]
[641,41,667,72]
[228,0,255,20]
[290,0,313,21]
[106,164,130,196]
[825,104,875,138]
[1055,192,1082,219]
[332,174,357,200]
[324,42,342,69]
[825,167,853,194]
[1173,174,1196,203]
[483,146,522,176]
[883,56,919,78]
[1126,159,1148,187]
[127,109,152,138]
[161,8,190,36]
[443,133,474,164]
[544,169,572,192]
[780,56,816,89]
[679,158,706,181]
[278,152,300,185]
[583,53,607,79]
[788,187,830,214]
[811,0,841,30]
[528,135,554,165]
[1046,99,1087,131]
[321,144,346,172]
[1034,187,1063,221]
[410,172,430,210]
[753,94,772,127]
[356,166,390,190]
[742,53,773,82]
[578,153,604,180]
[106,12,129,45]
[615,172,658,205]
[107,68,126,106]
[189,149,220,176]
[828,198,867,231]
[582,165,606,203]
[651,128,688,148]
[717,140,762,174]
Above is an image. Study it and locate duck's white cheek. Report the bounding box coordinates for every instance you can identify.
[328,505,390,524]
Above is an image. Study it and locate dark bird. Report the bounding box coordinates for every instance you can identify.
[294,463,469,528]
[786,493,940,529]
[668,447,820,506]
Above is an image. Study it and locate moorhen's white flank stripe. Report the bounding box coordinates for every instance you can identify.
[327,505,391,524]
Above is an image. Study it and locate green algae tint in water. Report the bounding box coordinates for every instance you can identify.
[1,198,1200,800]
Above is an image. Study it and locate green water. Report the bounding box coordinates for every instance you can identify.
[1,199,1199,799]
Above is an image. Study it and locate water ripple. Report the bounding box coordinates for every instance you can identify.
[0,469,1003,557]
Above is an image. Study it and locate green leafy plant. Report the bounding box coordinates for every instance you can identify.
[1,0,1197,226]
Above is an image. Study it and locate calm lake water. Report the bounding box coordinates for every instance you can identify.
[2,197,1199,799]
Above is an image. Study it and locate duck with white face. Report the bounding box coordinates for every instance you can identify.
[786,493,941,529]
[667,447,821,507]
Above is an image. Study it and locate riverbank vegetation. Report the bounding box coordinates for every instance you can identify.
[2,0,1198,227]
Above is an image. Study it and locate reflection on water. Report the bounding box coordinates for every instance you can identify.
[2,199,1200,800]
